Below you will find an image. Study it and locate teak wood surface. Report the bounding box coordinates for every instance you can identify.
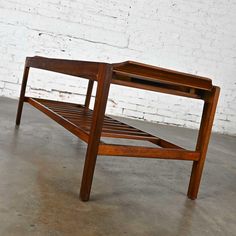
[16,56,220,201]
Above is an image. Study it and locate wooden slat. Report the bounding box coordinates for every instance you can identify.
[26,98,185,149]
[150,139,184,150]
[98,144,200,161]
[100,132,158,141]
[35,99,155,138]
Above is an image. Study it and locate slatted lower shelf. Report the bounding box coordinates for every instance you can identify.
[25,97,200,161]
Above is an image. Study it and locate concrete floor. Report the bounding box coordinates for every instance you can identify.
[0,97,235,236]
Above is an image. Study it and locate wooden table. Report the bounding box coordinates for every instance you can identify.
[16,56,220,201]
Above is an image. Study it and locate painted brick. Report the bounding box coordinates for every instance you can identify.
[0,81,4,88]
[0,0,235,135]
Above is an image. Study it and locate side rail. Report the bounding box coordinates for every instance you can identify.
[25,56,104,80]
[16,56,108,125]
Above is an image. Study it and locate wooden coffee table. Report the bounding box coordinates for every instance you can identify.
[16,56,220,201]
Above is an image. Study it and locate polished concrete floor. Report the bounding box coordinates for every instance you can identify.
[0,97,235,236]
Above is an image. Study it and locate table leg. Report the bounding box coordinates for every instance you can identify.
[16,66,29,126]
[84,80,94,109]
[80,64,112,201]
[187,86,220,199]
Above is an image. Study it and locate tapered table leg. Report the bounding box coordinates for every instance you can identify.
[16,66,29,126]
[80,64,112,201]
[187,86,220,199]
[84,79,94,109]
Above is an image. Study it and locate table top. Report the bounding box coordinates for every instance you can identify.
[112,61,212,91]
[25,56,214,100]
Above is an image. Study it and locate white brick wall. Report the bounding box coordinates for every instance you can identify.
[0,0,235,135]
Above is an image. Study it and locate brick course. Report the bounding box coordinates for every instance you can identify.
[0,0,235,135]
